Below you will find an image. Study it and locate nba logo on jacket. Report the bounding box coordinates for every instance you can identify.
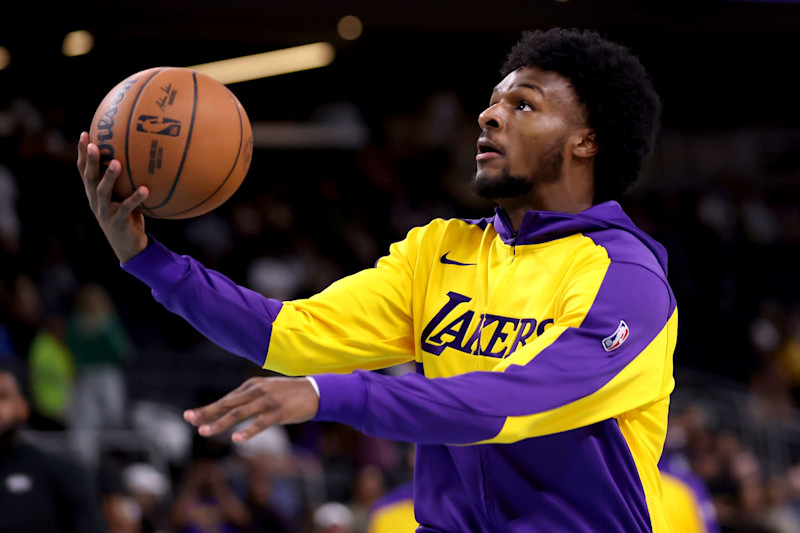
[602,320,629,352]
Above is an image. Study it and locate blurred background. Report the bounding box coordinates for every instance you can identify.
[2,1,800,532]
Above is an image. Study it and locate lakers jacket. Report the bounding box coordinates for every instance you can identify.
[122,200,677,532]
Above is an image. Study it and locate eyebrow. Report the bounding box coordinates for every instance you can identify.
[516,82,545,97]
[492,82,546,98]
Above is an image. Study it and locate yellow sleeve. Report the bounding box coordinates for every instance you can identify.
[264,225,427,375]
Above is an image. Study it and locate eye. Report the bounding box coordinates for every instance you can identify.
[516,101,534,111]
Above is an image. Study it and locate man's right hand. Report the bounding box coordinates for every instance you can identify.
[77,131,150,263]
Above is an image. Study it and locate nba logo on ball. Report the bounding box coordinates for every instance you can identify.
[89,66,253,220]
[602,320,629,352]
[136,115,182,136]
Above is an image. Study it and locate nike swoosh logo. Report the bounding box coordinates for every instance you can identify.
[440,252,476,266]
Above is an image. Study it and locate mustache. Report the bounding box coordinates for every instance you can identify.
[477,130,496,143]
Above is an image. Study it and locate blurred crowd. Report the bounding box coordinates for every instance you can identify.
[2,80,800,533]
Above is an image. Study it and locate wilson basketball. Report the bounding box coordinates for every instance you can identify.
[89,67,253,219]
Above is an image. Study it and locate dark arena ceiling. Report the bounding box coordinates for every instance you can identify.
[2,0,799,130]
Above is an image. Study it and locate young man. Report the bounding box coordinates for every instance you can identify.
[78,28,674,532]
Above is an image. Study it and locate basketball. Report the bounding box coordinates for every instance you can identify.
[89,67,253,219]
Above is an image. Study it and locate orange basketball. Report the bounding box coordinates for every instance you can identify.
[89,67,253,219]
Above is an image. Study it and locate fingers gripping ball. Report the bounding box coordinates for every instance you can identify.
[89,67,253,219]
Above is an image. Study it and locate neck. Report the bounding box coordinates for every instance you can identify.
[497,174,594,231]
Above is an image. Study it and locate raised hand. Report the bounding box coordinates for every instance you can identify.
[77,131,150,263]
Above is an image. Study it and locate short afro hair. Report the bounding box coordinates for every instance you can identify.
[501,28,661,203]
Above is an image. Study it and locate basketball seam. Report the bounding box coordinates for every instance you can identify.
[159,83,246,218]
[146,70,198,211]
[125,68,164,214]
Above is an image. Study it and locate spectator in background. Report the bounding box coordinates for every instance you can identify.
[0,280,21,363]
[0,361,106,533]
[0,309,17,362]
[66,282,132,431]
[659,452,721,533]
[313,502,355,533]
[171,458,251,533]
[0,162,20,255]
[346,465,386,533]
[1,272,75,431]
[240,456,293,533]
[757,475,800,533]
[3,274,42,364]
[660,408,721,533]
[26,313,75,429]
[365,480,415,533]
[97,457,144,533]
[230,423,301,532]
[123,462,172,533]
[365,445,416,533]
[776,307,800,407]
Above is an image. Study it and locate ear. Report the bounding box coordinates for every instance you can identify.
[571,129,599,158]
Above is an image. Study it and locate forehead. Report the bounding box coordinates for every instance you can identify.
[492,66,579,106]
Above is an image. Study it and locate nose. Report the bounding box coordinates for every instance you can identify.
[478,104,503,130]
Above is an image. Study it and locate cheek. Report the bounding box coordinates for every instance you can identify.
[507,138,541,174]
[512,127,564,169]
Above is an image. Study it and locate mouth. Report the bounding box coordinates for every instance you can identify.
[476,138,504,161]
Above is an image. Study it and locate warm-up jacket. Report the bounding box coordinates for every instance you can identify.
[123,200,677,532]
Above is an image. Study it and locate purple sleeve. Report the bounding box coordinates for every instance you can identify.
[312,370,508,443]
[121,237,283,366]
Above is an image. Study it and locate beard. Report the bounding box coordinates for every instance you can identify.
[471,142,564,200]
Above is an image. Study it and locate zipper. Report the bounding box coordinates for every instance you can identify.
[475,209,518,528]
[511,231,517,262]
[496,206,518,261]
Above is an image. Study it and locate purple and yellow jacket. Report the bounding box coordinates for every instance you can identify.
[123,201,676,532]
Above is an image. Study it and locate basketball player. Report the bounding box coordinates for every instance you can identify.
[78,28,675,531]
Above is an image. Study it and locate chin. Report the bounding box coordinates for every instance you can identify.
[473,166,493,181]
[471,170,532,200]
[472,167,505,190]
[470,173,496,199]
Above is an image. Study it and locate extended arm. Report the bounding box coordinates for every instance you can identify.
[121,221,425,373]
[187,261,676,445]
